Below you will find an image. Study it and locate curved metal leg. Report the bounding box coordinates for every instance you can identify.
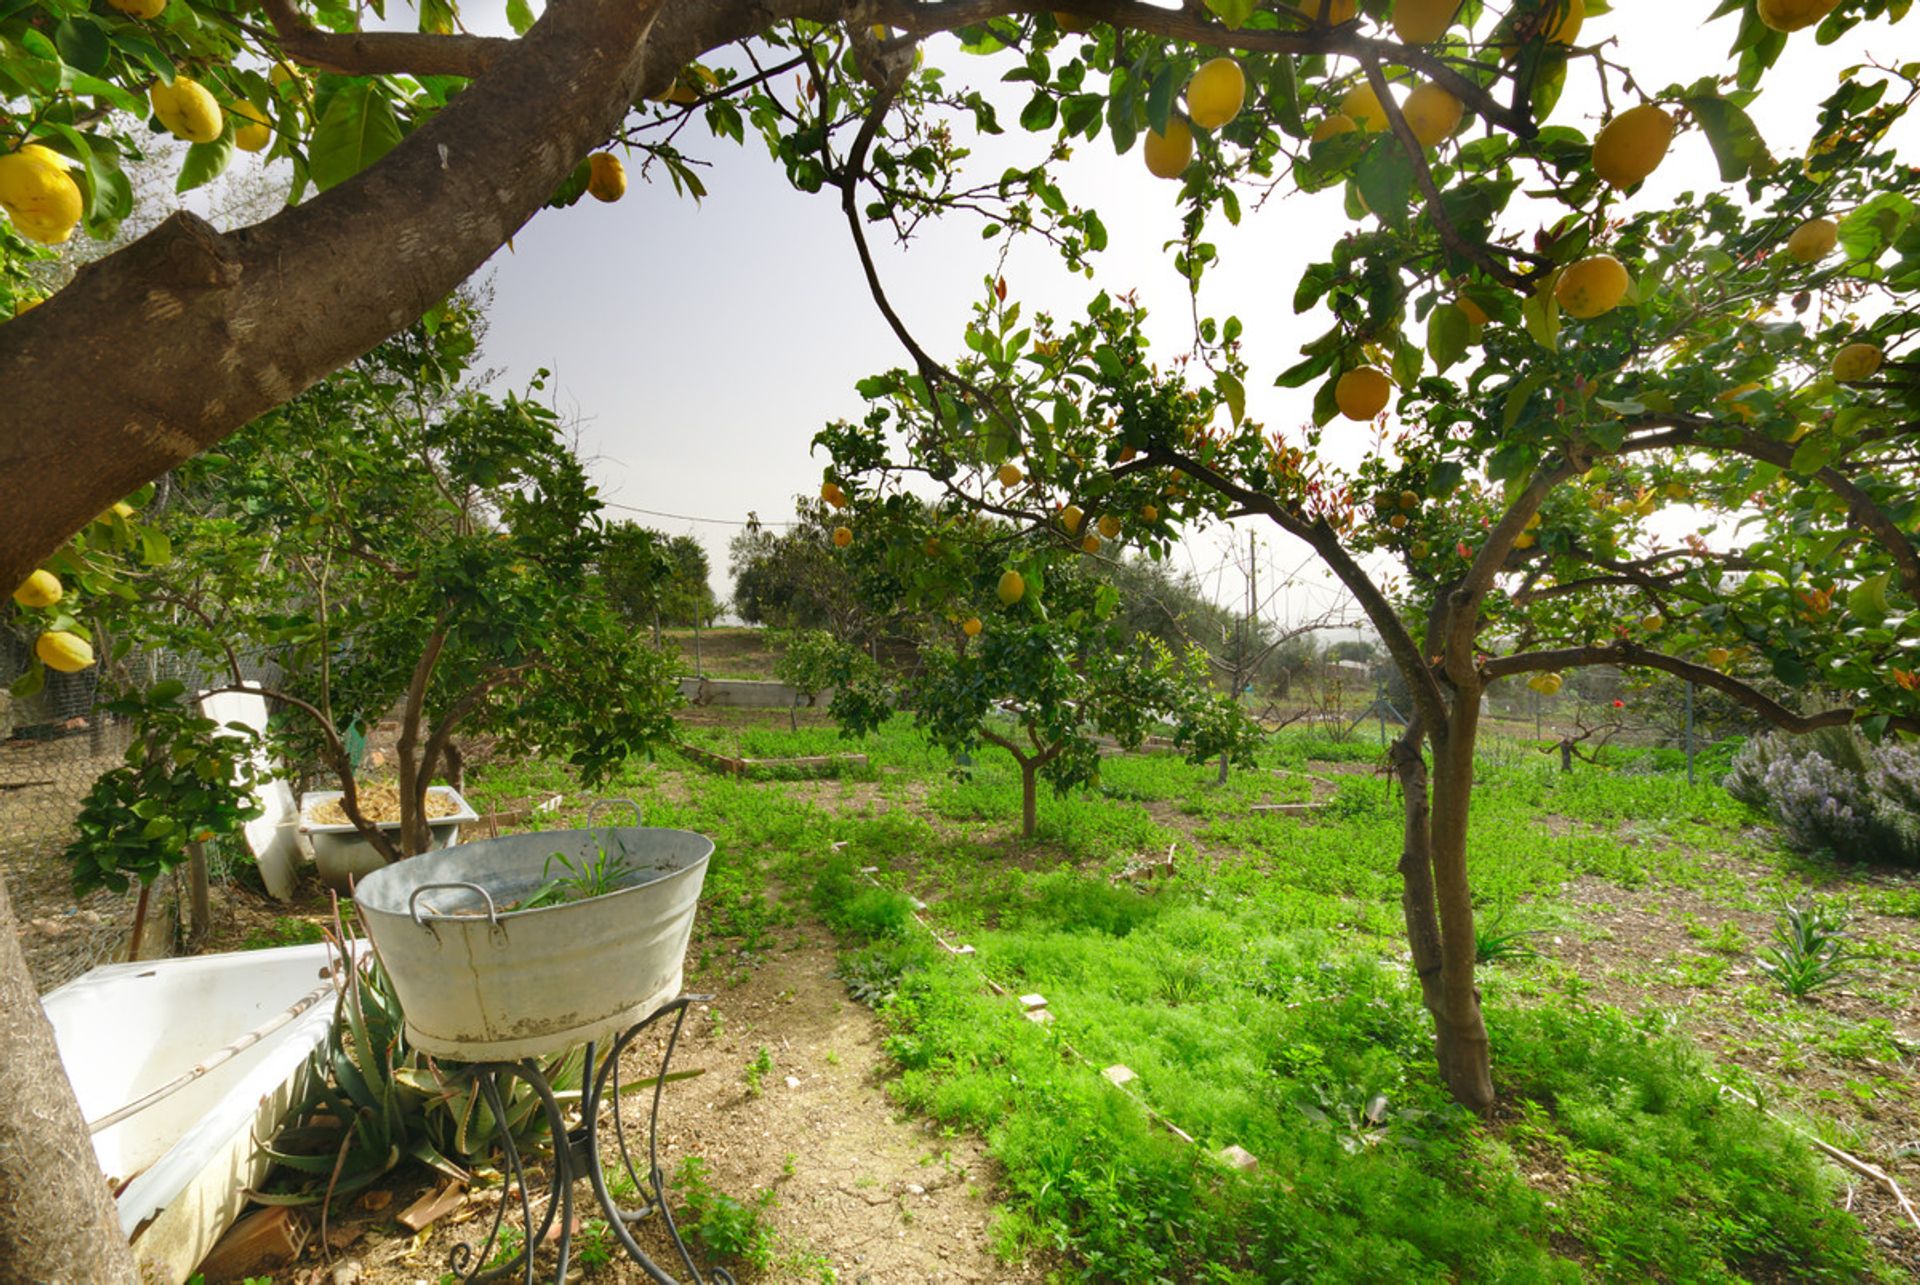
[441,996,733,1285]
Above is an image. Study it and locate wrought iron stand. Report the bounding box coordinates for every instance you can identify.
[443,995,734,1285]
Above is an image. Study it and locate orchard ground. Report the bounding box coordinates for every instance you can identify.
[8,701,1920,1280]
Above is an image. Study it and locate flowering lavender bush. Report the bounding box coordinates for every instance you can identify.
[1726,730,1920,868]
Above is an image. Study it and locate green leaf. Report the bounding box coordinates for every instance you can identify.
[1352,137,1413,231]
[52,18,109,76]
[1204,0,1259,28]
[1267,56,1303,138]
[1682,93,1767,181]
[309,82,405,193]
[1145,63,1181,137]
[1426,303,1469,373]
[9,662,45,701]
[504,0,535,33]
[1520,285,1560,351]
[176,136,233,195]
[1217,370,1246,426]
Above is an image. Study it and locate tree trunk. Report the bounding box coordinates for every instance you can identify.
[186,843,211,948]
[1020,761,1038,841]
[0,874,141,1283]
[1422,695,1495,1113]
[125,883,151,965]
[1387,723,1446,1017]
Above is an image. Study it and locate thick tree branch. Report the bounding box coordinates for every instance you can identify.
[256,0,512,78]
[1482,643,1920,737]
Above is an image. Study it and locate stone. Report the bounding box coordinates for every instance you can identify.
[1218,1144,1258,1172]
[1102,1064,1136,1087]
[1018,993,1046,1011]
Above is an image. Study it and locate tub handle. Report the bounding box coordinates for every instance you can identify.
[409,881,499,927]
[587,797,643,829]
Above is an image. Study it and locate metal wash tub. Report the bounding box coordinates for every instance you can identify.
[353,811,712,1061]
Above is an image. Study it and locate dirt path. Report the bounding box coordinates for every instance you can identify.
[312,925,1040,1285]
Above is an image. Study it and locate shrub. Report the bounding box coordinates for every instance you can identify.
[1724,729,1920,867]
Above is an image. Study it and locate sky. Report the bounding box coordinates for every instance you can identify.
[338,1,1915,627]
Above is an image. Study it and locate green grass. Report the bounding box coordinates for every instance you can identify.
[469,718,1902,1281]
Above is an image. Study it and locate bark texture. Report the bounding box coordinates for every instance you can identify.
[0,875,140,1284]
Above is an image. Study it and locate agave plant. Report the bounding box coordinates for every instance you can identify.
[1755,900,1856,1000]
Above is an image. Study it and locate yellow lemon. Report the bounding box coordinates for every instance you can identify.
[1186,58,1246,131]
[232,100,272,152]
[1410,540,1430,559]
[1554,254,1630,319]
[12,569,62,608]
[0,148,82,245]
[998,570,1026,605]
[1393,0,1460,43]
[1513,531,1535,548]
[1081,533,1103,553]
[1312,114,1359,143]
[1591,104,1674,189]
[963,617,983,637]
[1060,504,1084,535]
[1705,647,1731,667]
[1756,0,1839,31]
[1339,84,1389,132]
[1143,118,1194,179]
[832,526,853,548]
[1097,514,1122,540]
[997,463,1025,487]
[587,153,627,203]
[1527,671,1564,695]
[108,0,167,18]
[1403,82,1463,147]
[36,631,94,673]
[821,481,847,509]
[1141,503,1159,521]
[1290,0,1357,23]
[150,77,224,144]
[1832,342,1881,383]
[1785,217,1837,262]
[1335,367,1393,420]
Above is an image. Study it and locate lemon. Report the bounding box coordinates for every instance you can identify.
[1400,490,1420,510]
[150,78,224,144]
[1704,647,1731,667]
[1186,58,1246,131]
[1756,0,1839,31]
[832,526,853,548]
[1097,514,1122,540]
[0,148,82,245]
[998,570,1026,605]
[1060,504,1084,535]
[1392,0,1460,43]
[1389,514,1409,530]
[1289,0,1357,22]
[108,0,167,18]
[1141,503,1159,521]
[1785,217,1837,262]
[1335,367,1392,420]
[997,463,1025,487]
[1143,118,1194,179]
[1311,114,1358,143]
[821,481,847,509]
[1641,613,1664,632]
[1339,84,1389,132]
[1832,342,1881,383]
[1403,82,1463,147]
[1591,104,1673,189]
[1081,533,1102,553]
[1716,381,1764,422]
[1527,672,1564,695]
[587,153,627,202]
[1410,540,1430,560]
[12,569,62,608]
[232,100,272,152]
[1554,254,1630,319]
[963,617,983,637]
[36,631,94,674]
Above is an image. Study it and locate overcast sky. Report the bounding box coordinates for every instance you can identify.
[344,2,1913,626]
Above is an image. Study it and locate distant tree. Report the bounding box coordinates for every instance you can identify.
[729,501,888,640]
[1326,639,1379,666]
[601,523,718,636]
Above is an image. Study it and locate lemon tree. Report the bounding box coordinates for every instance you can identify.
[810,510,1262,839]
[1,0,1917,1269]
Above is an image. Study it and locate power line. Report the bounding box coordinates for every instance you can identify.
[600,501,798,527]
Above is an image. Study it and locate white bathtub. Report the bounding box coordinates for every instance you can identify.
[41,942,346,1284]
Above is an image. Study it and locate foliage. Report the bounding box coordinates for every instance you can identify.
[770,627,876,719]
[120,304,681,857]
[259,942,580,1206]
[1755,900,1858,999]
[672,1155,778,1270]
[601,522,718,631]
[64,681,261,895]
[1727,729,1920,866]
[728,501,889,638]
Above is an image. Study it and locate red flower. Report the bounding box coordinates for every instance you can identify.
[1612,699,1624,709]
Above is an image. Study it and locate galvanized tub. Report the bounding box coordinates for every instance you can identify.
[353,807,711,1061]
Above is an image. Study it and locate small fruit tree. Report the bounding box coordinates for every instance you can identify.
[814,499,1261,840]
[126,307,681,860]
